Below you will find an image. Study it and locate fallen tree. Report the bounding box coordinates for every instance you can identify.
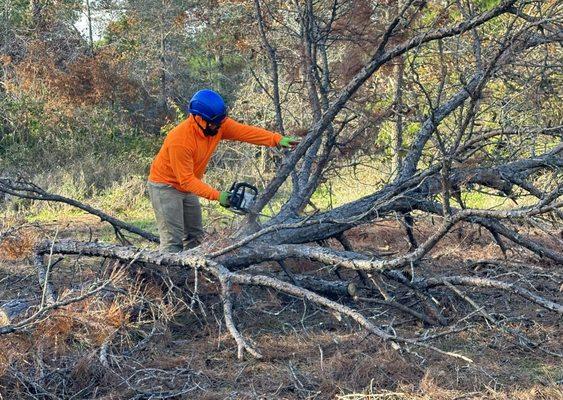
[1,0,562,368]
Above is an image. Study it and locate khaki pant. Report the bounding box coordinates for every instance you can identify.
[147,181,204,252]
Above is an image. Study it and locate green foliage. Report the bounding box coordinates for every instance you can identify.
[0,93,158,193]
[0,0,31,28]
[474,0,501,10]
[100,14,142,53]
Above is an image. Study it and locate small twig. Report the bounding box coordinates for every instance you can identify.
[219,277,263,360]
[0,281,109,334]
[40,227,59,308]
[444,281,539,350]
[357,296,436,326]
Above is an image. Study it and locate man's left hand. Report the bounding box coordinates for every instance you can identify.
[279,136,301,149]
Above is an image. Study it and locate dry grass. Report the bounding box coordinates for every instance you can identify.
[0,225,39,261]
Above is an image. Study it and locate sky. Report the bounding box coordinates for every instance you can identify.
[74,3,122,41]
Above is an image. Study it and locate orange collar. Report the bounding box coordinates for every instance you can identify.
[188,115,207,139]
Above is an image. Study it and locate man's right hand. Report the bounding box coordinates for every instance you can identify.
[219,191,231,207]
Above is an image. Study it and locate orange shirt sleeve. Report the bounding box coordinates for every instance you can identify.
[221,118,282,146]
[168,145,220,200]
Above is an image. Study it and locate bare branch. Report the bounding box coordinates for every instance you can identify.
[0,178,159,243]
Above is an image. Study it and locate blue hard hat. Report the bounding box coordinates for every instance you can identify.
[188,89,227,124]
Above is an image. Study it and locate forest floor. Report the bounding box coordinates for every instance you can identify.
[0,215,562,399]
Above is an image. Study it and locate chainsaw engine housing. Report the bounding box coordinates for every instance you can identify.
[228,182,258,214]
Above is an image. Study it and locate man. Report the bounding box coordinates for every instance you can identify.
[148,89,300,252]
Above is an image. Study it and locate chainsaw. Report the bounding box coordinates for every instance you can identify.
[223,182,258,214]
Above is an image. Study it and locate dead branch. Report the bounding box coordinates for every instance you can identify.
[219,276,263,360]
[221,194,562,270]
[416,275,563,314]
[0,279,111,335]
[0,177,159,243]
[0,299,31,325]
[27,239,474,362]
[357,297,436,326]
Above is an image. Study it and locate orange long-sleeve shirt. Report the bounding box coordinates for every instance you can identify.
[149,115,282,200]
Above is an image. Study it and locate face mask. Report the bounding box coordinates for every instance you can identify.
[203,122,220,137]
[194,117,221,137]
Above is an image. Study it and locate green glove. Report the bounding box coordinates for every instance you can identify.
[279,136,301,149]
[219,191,231,207]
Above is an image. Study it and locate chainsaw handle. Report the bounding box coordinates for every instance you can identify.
[228,182,258,214]
[230,182,258,194]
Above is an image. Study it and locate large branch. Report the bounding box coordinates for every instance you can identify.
[474,217,563,263]
[221,198,561,269]
[412,198,563,264]
[396,25,562,182]
[415,275,563,314]
[268,32,556,224]
[248,145,562,246]
[219,245,562,315]
[0,178,159,243]
[23,238,559,348]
